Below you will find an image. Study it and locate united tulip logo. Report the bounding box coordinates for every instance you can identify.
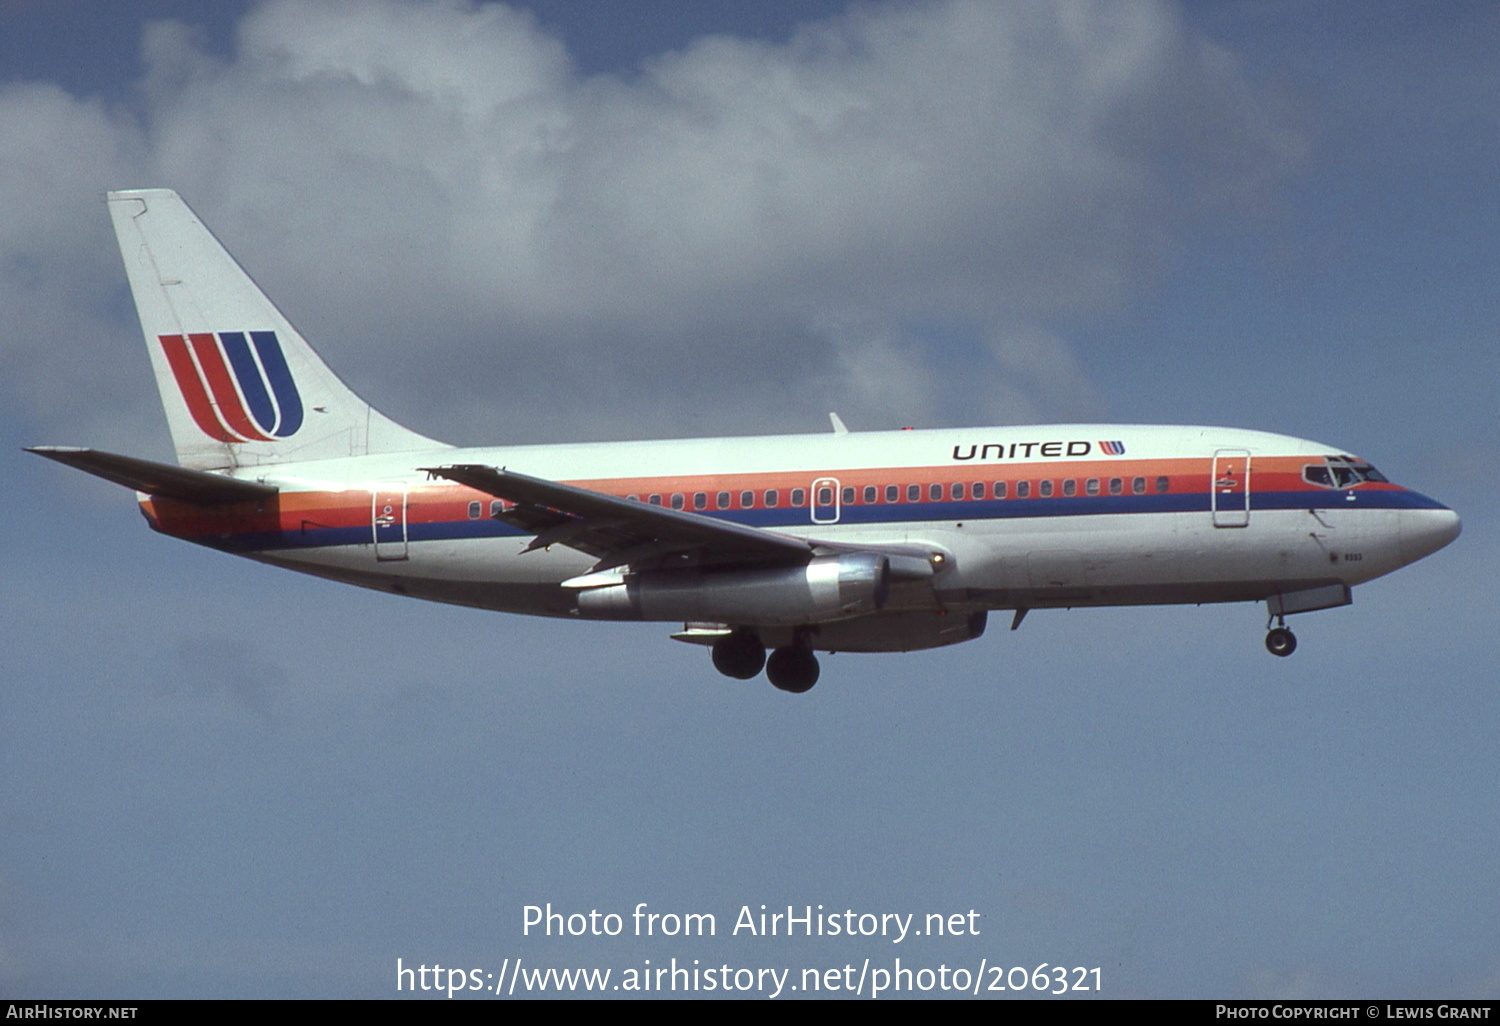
[160,331,304,442]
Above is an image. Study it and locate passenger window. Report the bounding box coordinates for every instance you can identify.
[1132,477,1146,495]
[1086,478,1100,496]
[994,481,1007,499]
[764,489,779,508]
[1108,478,1122,495]
[671,493,685,510]
[817,487,833,506]
[929,483,942,501]
[649,494,662,505]
[467,501,481,519]
[951,482,965,500]
[1156,476,1170,493]
[1062,479,1076,497]
[740,490,754,508]
[1016,480,1030,498]
[716,491,730,509]
[863,485,877,504]
[972,482,986,500]
[843,486,855,505]
[693,492,707,510]
[908,484,921,502]
[885,484,899,503]
[791,488,806,507]
[490,500,503,517]
[1039,480,1053,498]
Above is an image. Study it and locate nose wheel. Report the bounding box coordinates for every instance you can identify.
[1264,620,1297,657]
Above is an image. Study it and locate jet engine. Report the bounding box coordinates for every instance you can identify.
[576,553,890,625]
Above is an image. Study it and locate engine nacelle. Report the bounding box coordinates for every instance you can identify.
[576,553,890,625]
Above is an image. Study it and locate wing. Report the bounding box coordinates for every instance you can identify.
[421,464,814,572]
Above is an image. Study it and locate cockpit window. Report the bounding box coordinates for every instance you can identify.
[1343,456,1387,482]
[1302,456,1387,489]
[1331,465,1360,488]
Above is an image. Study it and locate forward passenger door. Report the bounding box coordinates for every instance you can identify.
[1211,450,1251,528]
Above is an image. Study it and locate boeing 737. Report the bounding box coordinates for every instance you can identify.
[28,189,1461,692]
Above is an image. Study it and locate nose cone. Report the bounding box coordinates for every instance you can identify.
[1399,506,1461,565]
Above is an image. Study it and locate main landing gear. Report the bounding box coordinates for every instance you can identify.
[1264,615,1297,658]
[711,631,819,692]
[766,645,820,693]
[711,629,766,679]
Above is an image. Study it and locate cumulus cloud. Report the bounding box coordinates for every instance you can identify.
[0,0,1298,446]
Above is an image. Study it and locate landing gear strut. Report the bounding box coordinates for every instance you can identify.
[1264,615,1297,658]
[711,630,765,679]
[766,645,820,693]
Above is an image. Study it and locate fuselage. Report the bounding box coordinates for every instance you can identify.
[138,422,1460,634]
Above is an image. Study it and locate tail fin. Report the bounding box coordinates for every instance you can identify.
[107,189,446,470]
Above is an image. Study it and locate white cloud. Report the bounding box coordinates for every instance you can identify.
[0,0,1297,446]
[0,83,154,449]
[811,313,943,424]
[985,324,1108,424]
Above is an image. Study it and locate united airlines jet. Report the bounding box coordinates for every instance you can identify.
[28,190,1461,692]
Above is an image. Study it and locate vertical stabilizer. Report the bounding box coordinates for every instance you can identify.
[107,188,446,470]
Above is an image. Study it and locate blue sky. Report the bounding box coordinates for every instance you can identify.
[2,0,1496,999]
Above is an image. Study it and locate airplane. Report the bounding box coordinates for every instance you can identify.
[28,189,1461,692]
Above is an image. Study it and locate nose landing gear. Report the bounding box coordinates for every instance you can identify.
[1264,614,1297,657]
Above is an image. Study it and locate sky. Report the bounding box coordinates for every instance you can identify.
[2,0,1496,1000]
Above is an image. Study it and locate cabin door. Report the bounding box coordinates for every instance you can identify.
[1211,450,1251,528]
[372,487,409,560]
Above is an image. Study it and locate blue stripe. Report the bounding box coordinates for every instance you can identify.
[197,487,1447,554]
[219,332,277,434]
[1253,488,1447,511]
[250,331,303,437]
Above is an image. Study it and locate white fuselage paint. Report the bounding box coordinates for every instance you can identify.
[170,424,1456,640]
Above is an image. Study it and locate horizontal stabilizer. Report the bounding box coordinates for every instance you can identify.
[26,446,278,505]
